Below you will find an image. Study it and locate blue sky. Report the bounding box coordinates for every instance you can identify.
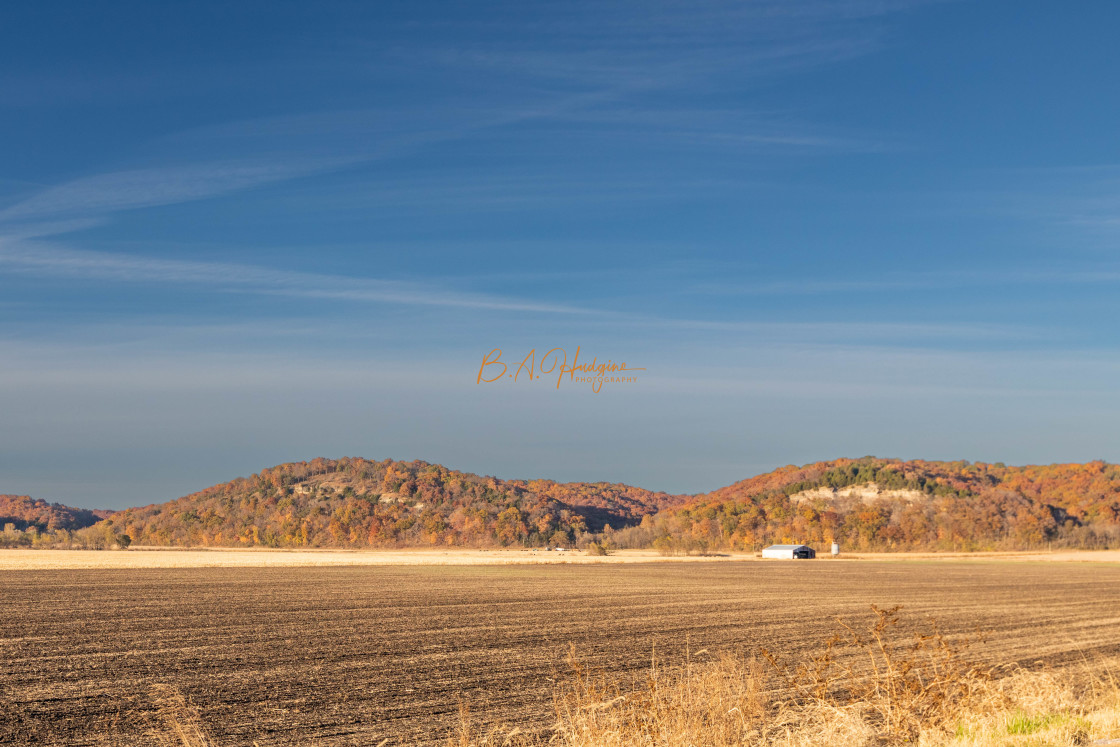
[3,1,1120,509]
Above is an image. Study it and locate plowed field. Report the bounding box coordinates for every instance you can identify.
[2,560,1119,745]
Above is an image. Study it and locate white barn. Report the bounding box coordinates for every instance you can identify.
[761,544,816,559]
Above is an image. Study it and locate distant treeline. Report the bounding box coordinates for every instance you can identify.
[611,458,1120,554]
[5,457,1120,552]
[56,458,686,550]
[0,495,112,548]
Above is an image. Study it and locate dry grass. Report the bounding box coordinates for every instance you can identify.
[450,606,1120,747]
[758,604,997,742]
[146,685,214,747]
[941,662,1120,747]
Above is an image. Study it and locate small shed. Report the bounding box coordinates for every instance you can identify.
[761,544,816,560]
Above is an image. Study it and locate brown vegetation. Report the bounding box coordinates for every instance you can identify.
[0,495,111,547]
[72,457,687,550]
[7,455,1120,552]
[454,607,1120,747]
[616,457,1120,554]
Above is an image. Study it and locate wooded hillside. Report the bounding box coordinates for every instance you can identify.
[0,495,112,547]
[87,457,689,548]
[615,458,1120,553]
[9,456,1120,552]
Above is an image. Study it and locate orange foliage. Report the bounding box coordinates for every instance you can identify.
[89,458,687,549]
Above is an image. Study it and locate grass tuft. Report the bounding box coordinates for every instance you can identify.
[451,605,1120,747]
[148,684,214,747]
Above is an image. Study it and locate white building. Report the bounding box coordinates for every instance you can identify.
[761,544,816,559]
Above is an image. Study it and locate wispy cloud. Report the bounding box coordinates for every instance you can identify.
[685,264,1120,296]
[0,158,357,224]
[645,317,1037,341]
[0,0,928,233]
[412,0,939,85]
[0,96,641,229]
[1,236,1086,342]
[0,239,592,314]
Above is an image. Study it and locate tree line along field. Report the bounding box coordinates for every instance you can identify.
[6,457,1120,553]
[114,457,1120,551]
[2,560,1120,746]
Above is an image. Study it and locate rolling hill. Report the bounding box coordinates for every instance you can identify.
[617,457,1120,553]
[9,456,1120,552]
[89,457,690,548]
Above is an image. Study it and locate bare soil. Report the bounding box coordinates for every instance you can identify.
[2,561,1119,745]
